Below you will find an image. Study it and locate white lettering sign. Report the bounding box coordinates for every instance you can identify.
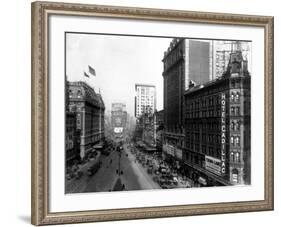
[221,93,226,175]
[205,155,221,176]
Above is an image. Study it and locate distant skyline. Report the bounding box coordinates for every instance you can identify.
[66,33,172,117]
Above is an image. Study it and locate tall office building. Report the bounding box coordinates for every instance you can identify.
[134,84,156,118]
[211,40,251,80]
[185,39,212,89]
[162,38,212,129]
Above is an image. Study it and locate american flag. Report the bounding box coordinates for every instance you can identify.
[88,65,96,76]
[84,72,90,78]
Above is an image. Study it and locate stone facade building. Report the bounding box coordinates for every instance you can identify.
[68,81,105,159]
[162,38,211,166]
[183,51,251,186]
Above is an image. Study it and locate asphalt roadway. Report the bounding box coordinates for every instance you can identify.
[66,144,160,193]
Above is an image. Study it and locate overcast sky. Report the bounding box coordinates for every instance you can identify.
[66,33,171,117]
[66,34,251,117]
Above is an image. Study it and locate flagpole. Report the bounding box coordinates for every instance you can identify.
[88,65,101,141]
[88,65,96,91]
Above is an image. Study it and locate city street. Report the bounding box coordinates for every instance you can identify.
[66,144,160,193]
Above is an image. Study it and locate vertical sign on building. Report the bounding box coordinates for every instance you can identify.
[221,93,226,176]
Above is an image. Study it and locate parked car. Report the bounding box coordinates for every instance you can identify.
[87,161,102,176]
[74,170,83,179]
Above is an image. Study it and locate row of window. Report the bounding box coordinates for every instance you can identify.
[185,122,221,131]
[185,92,242,111]
[186,106,241,119]
[231,120,241,131]
[186,133,221,144]
[185,134,241,147]
[186,96,221,109]
[230,106,240,115]
[185,109,221,118]
[230,92,241,102]
[69,89,82,97]
[230,151,241,163]
[230,80,242,88]
[230,136,240,146]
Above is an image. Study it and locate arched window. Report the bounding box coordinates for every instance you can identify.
[77,89,82,98]
[231,92,235,101]
[234,152,240,162]
[236,121,240,130]
[231,121,235,130]
[69,89,73,98]
[235,136,240,146]
[231,136,234,144]
[231,107,235,115]
[236,107,240,115]
[230,152,234,162]
[235,92,240,102]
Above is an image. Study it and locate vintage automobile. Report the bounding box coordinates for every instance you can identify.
[74,170,83,179]
[87,161,102,176]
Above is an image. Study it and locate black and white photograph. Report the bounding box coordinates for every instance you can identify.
[65,33,252,194]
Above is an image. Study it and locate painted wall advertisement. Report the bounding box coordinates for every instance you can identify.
[114,127,123,133]
[205,155,222,176]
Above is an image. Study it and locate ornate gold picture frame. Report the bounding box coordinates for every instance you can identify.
[31,1,273,225]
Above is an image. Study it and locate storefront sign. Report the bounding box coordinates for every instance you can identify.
[221,93,226,175]
[205,155,221,176]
